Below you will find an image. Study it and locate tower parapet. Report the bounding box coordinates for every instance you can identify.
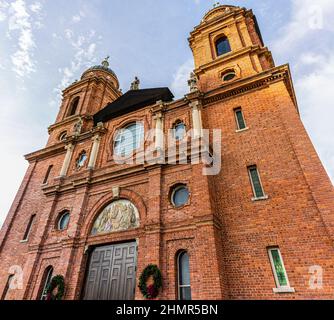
[189,4,274,92]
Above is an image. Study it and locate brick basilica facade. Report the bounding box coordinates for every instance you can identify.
[1,4,334,300]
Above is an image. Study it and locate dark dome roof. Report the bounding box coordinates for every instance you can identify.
[81,65,118,80]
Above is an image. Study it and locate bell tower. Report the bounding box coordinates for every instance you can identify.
[189,4,275,92]
[47,58,122,146]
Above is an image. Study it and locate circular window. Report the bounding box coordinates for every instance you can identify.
[174,122,186,141]
[58,212,70,230]
[59,132,67,141]
[76,152,87,169]
[114,122,144,156]
[222,71,236,82]
[171,185,190,208]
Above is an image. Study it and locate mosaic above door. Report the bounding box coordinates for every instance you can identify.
[91,200,140,235]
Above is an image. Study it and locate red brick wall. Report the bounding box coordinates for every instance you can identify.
[1,5,334,301]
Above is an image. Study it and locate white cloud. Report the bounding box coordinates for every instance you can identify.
[295,53,334,183]
[272,0,334,184]
[171,59,194,98]
[273,0,334,54]
[72,15,81,23]
[64,28,74,40]
[30,1,42,13]
[0,0,9,21]
[0,0,44,78]
[55,29,100,96]
[71,10,85,23]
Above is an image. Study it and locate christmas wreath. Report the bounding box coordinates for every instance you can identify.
[46,275,65,301]
[138,264,162,299]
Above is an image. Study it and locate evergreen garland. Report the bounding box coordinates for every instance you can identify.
[138,264,162,299]
[46,275,65,301]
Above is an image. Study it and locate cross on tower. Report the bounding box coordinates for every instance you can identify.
[101,56,110,68]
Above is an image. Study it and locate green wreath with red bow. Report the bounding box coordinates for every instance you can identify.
[46,275,65,301]
[138,264,162,299]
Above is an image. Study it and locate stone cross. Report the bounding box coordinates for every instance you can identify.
[101,56,110,68]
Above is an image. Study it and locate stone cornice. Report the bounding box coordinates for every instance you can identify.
[202,64,298,110]
[24,143,66,163]
[48,114,92,133]
[194,45,270,75]
[25,128,107,163]
[190,7,248,37]
[41,142,210,196]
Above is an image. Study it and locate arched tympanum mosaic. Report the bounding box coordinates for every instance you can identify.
[91,200,140,235]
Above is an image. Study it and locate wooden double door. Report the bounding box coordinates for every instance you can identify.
[83,242,138,300]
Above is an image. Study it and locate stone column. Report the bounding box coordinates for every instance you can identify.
[154,112,164,150]
[60,143,74,177]
[191,100,203,138]
[88,134,101,169]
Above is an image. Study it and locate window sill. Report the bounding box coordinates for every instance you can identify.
[273,287,295,294]
[20,240,28,244]
[252,195,269,202]
[236,127,249,133]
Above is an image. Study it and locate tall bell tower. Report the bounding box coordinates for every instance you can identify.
[47,58,122,147]
[189,5,275,92]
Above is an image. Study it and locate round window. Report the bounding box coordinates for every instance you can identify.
[114,122,144,156]
[58,212,70,230]
[222,72,236,82]
[174,122,186,141]
[171,185,190,208]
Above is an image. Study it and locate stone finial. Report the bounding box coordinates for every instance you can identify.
[130,76,140,90]
[101,56,110,68]
[188,71,198,93]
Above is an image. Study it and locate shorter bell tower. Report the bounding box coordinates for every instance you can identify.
[47,58,122,146]
[189,5,275,92]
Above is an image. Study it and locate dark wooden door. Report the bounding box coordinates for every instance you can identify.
[83,242,138,300]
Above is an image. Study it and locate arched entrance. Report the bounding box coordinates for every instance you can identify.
[83,200,140,300]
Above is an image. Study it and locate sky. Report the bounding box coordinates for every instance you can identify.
[0,0,333,227]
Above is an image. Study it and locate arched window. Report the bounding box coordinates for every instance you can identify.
[68,97,80,117]
[1,275,14,300]
[215,36,231,57]
[177,251,192,300]
[40,266,53,300]
[114,122,144,157]
[57,211,70,231]
[173,121,186,141]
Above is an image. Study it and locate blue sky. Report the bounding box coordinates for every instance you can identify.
[0,0,333,227]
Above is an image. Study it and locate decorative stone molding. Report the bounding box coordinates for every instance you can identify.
[190,100,203,138]
[203,64,298,110]
[59,143,75,177]
[88,134,102,170]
